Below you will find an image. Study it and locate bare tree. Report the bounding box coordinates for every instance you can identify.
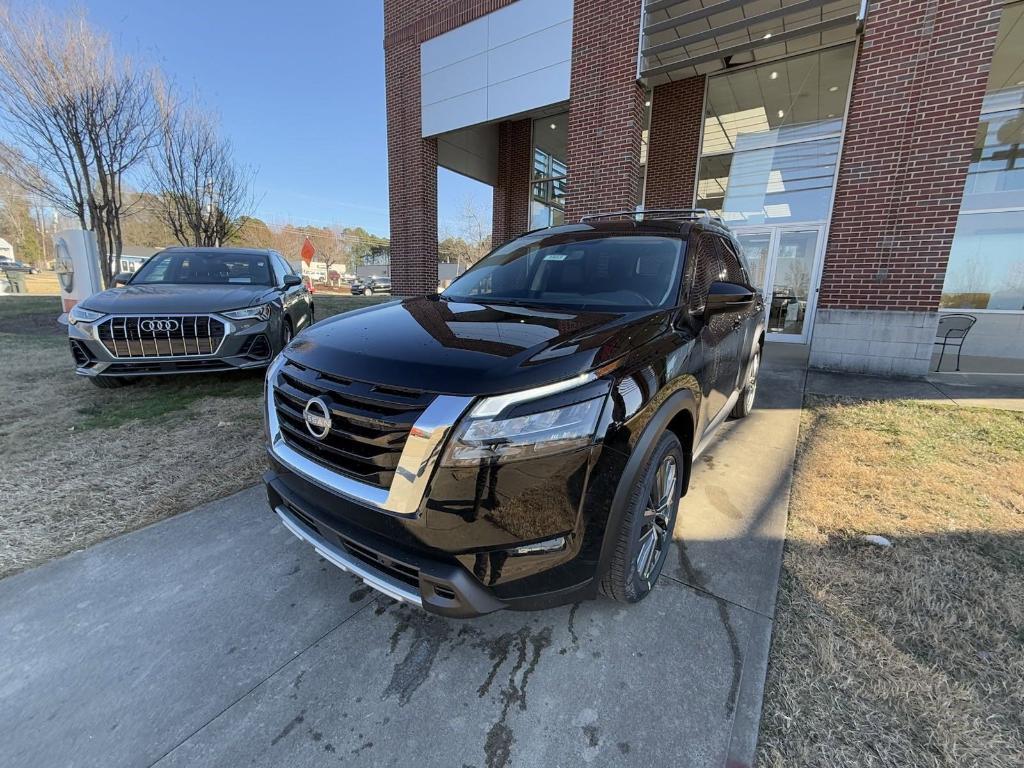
[150,93,255,248]
[0,5,158,287]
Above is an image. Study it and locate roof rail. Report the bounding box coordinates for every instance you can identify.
[580,208,727,225]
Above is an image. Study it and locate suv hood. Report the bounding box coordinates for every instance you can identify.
[82,284,275,315]
[285,296,671,396]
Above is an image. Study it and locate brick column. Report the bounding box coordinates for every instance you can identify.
[564,0,646,221]
[644,75,705,210]
[382,0,522,296]
[811,0,1002,377]
[492,119,533,246]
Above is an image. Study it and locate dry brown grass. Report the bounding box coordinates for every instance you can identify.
[758,396,1024,767]
[0,301,266,577]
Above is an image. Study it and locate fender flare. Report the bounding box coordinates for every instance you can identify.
[595,388,698,580]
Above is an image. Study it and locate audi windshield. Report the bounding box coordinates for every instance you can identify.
[441,233,686,310]
[130,251,274,286]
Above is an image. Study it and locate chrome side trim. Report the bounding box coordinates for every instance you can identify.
[693,389,740,460]
[265,355,473,517]
[470,373,597,418]
[275,506,422,607]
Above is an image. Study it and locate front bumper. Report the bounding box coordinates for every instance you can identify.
[68,316,277,377]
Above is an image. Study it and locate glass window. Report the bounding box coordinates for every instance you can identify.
[695,44,854,225]
[443,233,685,310]
[943,3,1024,311]
[698,138,841,225]
[132,251,273,285]
[531,113,568,228]
[702,45,854,155]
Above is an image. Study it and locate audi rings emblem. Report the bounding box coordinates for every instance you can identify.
[303,397,332,440]
[140,319,180,333]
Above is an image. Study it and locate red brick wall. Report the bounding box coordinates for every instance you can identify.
[383,0,520,295]
[564,0,646,221]
[492,118,533,246]
[644,75,705,210]
[818,0,1002,312]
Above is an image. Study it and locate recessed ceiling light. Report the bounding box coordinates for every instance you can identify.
[777,110,785,118]
[829,86,839,92]
[550,123,557,130]
[1017,80,1024,86]
[770,71,778,80]
[645,100,651,107]
[828,113,835,118]
[763,32,772,39]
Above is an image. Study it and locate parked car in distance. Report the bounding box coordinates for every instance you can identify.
[1,259,40,274]
[265,210,764,617]
[350,276,391,296]
[68,247,314,387]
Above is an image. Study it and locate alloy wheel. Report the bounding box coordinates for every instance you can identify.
[636,455,678,581]
[744,351,760,412]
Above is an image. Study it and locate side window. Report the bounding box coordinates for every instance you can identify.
[688,233,727,314]
[270,253,293,286]
[715,236,749,286]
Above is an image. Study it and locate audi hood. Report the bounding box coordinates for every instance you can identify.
[80,284,276,315]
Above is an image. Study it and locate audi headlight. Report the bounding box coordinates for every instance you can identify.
[223,303,272,321]
[442,376,607,467]
[68,305,103,325]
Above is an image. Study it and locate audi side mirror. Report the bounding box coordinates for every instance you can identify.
[283,274,302,288]
[704,281,754,317]
[113,272,132,287]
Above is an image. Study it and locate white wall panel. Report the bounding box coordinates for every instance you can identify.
[420,0,573,137]
[422,88,488,137]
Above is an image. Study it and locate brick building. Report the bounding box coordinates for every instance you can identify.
[383,0,1024,376]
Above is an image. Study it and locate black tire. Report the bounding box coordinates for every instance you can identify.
[601,431,684,603]
[364,287,373,296]
[730,347,761,419]
[89,376,130,389]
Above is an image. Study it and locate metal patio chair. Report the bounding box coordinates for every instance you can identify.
[933,313,977,372]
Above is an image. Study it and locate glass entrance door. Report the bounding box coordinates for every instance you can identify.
[735,227,824,343]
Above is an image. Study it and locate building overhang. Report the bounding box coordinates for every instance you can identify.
[641,0,867,85]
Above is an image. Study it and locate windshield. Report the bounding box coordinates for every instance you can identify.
[130,251,274,286]
[442,233,686,310]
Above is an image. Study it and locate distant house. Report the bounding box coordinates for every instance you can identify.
[0,238,14,262]
[112,246,163,274]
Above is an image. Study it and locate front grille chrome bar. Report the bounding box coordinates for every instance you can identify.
[265,355,473,517]
[96,314,229,359]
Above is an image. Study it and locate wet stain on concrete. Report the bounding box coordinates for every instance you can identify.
[348,585,373,603]
[676,539,743,715]
[617,741,631,754]
[567,602,581,648]
[582,724,600,747]
[382,607,452,706]
[351,741,374,755]
[324,743,336,753]
[270,709,306,747]
[479,626,553,768]
[703,454,716,470]
[705,485,742,520]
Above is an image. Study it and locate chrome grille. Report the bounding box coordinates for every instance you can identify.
[96,315,228,358]
[271,358,434,489]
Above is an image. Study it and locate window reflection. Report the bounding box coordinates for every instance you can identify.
[943,3,1024,311]
[532,113,568,228]
[697,45,854,225]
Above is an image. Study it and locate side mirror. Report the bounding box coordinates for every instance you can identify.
[704,281,754,317]
[113,272,132,286]
[283,274,302,287]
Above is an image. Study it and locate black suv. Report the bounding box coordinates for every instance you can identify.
[350,276,391,296]
[265,211,764,617]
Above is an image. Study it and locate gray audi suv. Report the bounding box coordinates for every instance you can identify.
[67,247,314,387]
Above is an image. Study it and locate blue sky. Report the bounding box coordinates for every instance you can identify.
[46,0,491,237]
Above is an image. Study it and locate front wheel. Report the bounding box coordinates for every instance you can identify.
[601,432,684,603]
[731,347,761,419]
[364,287,372,296]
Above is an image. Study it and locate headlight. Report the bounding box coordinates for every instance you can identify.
[441,394,605,467]
[68,305,103,324]
[223,303,272,321]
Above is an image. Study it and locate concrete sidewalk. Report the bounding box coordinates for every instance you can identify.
[0,345,805,768]
[807,368,1024,412]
